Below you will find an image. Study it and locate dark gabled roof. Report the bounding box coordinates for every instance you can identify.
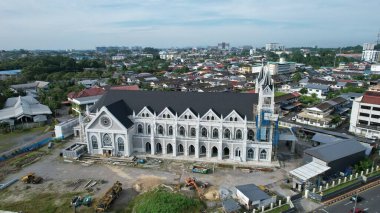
[92,90,259,120]
[235,184,270,202]
[304,139,366,163]
[314,102,333,111]
[105,100,134,128]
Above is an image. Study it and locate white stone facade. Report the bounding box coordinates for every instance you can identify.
[83,67,277,164]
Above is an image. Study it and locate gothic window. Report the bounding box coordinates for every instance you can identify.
[224,129,231,139]
[168,126,173,136]
[207,116,210,120]
[137,124,143,134]
[146,113,149,117]
[201,127,208,137]
[142,113,145,117]
[235,148,241,157]
[229,117,233,121]
[190,127,196,137]
[185,115,188,119]
[167,114,170,118]
[157,125,164,135]
[189,115,192,119]
[102,134,112,147]
[91,136,98,149]
[163,114,166,118]
[117,137,124,151]
[212,128,219,138]
[247,148,254,159]
[234,117,238,121]
[260,149,267,160]
[236,129,242,140]
[179,126,185,136]
[248,130,255,140]
[147,125,151,134]
[211,116,214,120]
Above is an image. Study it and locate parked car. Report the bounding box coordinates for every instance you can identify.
[349,208,366,213]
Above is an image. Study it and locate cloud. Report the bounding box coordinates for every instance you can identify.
[0,0,379,49]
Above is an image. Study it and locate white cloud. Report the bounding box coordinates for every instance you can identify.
[0,0,379,49]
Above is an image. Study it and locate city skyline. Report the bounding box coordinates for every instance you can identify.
[0,0,379,50]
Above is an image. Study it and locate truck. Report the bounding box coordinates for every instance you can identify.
[192,165,209,174]
[95,181,122,212]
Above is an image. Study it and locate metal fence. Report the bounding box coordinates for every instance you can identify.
[0,137,52,162]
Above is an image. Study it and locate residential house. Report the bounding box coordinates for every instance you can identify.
[0,96,52,126]
[295,97,348,128]
[303,84,330,99]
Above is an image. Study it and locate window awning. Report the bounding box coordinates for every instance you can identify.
[289,161,330,182]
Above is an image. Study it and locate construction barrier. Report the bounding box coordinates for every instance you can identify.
[0,137,52,162]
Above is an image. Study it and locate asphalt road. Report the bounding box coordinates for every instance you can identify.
[317,185,380,213]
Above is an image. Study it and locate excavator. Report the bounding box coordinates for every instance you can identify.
[21,173,43,184]
[185,177,206,199]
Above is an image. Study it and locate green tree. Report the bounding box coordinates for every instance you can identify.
[300,88,308,94]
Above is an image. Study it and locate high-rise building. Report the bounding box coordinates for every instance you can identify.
[218,42,230,50]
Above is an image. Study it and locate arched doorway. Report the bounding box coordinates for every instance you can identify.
[200,145,206,157]
[211,146,218,157]
[167,144,173,154]
[156,143,162,154]
[223,147,230,159]
[235,148,241,157]
[146,142,151,153]
[178,144,184,155]
[189,145,195,155]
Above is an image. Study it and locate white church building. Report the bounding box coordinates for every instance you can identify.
[81,67,279,163]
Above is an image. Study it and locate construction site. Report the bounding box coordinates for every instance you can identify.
[0,137,302,213]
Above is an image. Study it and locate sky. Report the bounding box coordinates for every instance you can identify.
[0,0,379,50]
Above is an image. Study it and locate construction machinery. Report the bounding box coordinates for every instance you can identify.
[95,181,122,213]
[185,177,204,199]
[21,173,43,184]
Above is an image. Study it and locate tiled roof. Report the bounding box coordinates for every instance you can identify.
[362,91,380,105]
[68,87,105,99]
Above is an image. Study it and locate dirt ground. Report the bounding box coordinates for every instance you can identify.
[0,138,302,212]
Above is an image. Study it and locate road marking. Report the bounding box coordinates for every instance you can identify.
[344,201,352,206]
[320,209,328,213]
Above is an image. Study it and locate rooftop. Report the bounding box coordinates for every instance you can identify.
[361,91,380,105]
[235,184,271,202]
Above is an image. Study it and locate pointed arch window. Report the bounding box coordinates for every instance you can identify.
[212,128,219,139]
[137,124,143,134]
[157,125,164,135]
[260,149,267,160]
[102,134,112,147]
[201,127,208,137]
[190,127,196,137]
[91,136,98,149]
[236,129,242,140]
[117,137,124,151]
[179,126,185,136]
[224,129,231,139]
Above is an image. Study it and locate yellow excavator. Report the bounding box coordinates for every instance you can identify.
[21,172,43,184]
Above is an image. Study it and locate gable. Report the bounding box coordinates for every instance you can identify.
[136,106,155,118]
[224,110,244,122]
[157,107,176,119]
[179,108,197,120]
[201,109,220,121]
[87,111,126,131]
